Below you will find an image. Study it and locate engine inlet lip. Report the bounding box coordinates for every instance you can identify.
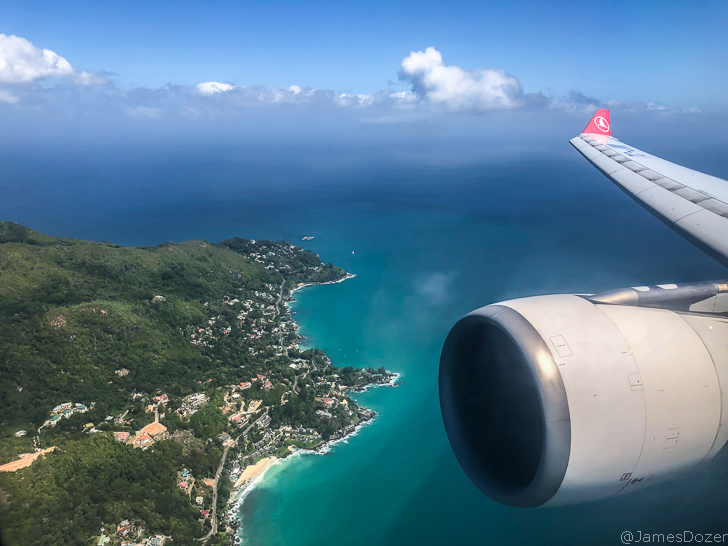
[439,304,571,507]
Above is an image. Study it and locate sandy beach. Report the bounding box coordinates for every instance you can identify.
[235,457,278,489]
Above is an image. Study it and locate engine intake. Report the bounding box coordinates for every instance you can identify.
[439,288,728,507]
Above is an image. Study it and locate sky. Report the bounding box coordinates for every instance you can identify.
[1,1,727,116]
[0,0,727,180]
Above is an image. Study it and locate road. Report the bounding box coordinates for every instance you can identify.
[197,443,231,542]
[274,279,285,315]
[197,408,269,542]
[292,358,317,393]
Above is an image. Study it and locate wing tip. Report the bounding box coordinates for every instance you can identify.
[583,109,611,136]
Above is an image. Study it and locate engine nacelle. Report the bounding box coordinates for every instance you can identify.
[439,290,728,507]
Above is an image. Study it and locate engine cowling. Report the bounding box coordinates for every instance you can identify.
[439,291,728,507]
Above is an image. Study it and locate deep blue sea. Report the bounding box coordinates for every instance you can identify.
[3,134,728,545]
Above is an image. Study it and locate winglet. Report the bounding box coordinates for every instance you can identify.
[583,109,611,136]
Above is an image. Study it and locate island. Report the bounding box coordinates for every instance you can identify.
[0,222,397,546]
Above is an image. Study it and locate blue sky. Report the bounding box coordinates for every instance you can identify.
[1,0,727,113]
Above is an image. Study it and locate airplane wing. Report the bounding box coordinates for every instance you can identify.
[570,109,728,267]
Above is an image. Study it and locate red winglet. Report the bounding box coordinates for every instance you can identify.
[583,109,611,136]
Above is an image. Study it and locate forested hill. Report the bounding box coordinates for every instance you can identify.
[0,221,354,545]
[0,222,346,431]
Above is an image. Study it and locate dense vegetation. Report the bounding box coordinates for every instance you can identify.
[0,222,358,546]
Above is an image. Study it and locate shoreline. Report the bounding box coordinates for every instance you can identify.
[348,372,401,393]
[289,272,357,297]
[233,456,278,490]
[224,270,398,544]
[226,408,381,537]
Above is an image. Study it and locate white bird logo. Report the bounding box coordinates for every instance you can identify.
[594,116,610,132]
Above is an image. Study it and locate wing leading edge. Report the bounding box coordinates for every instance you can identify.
[571,109,728,268]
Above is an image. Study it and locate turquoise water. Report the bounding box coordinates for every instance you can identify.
[230,165,728,546]
[4,149,728,545]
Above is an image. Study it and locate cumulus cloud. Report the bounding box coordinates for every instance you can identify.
[398,47,540,112]
[195,81,235,95]
[0,33,109,89]
[75,70,110,86]
[0,34,74,83]
[0,34,701,121]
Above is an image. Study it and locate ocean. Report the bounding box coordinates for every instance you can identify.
[3,136,728,545]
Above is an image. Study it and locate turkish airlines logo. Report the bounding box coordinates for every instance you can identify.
[594,116,610,133]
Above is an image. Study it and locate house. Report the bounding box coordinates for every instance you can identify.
[75,405,88,413]
[117,520,132,536]
[178,481,188,489]
[264,381,272,389]
[48,414,62,426]
[196,496,204,505]
[60,402,72,410]
[240,381,251,389]
[63,409,74,418]
[319,398,335,406]
[14,430,26,437]
[181,469,190,478]
[52,404,63,413]
[132,432,152,447]
[218,433,230,443]
[153,394,169,404]
[257,374,265,379]
[114,432,130,442]
[200,509,210,517]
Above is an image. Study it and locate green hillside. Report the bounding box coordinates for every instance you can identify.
[0,222,362,546]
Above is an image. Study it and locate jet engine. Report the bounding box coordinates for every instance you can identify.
[439,281,728,507]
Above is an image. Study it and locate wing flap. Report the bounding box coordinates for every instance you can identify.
[675,210,728,262]
[590,154,623,175]
[636,185,703,223]
[610,168,655,194]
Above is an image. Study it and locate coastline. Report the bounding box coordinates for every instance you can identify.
[225,406,382,538]
[290,272,357,296]
[224,271,399,544]
[234,457,278,489]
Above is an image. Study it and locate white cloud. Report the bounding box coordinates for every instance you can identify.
[335,93,376,108]
[399,47,526,112]
[195,81,235,95]
[0,34,73,84]
[75,70,109,86]
[0,35,698,121]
